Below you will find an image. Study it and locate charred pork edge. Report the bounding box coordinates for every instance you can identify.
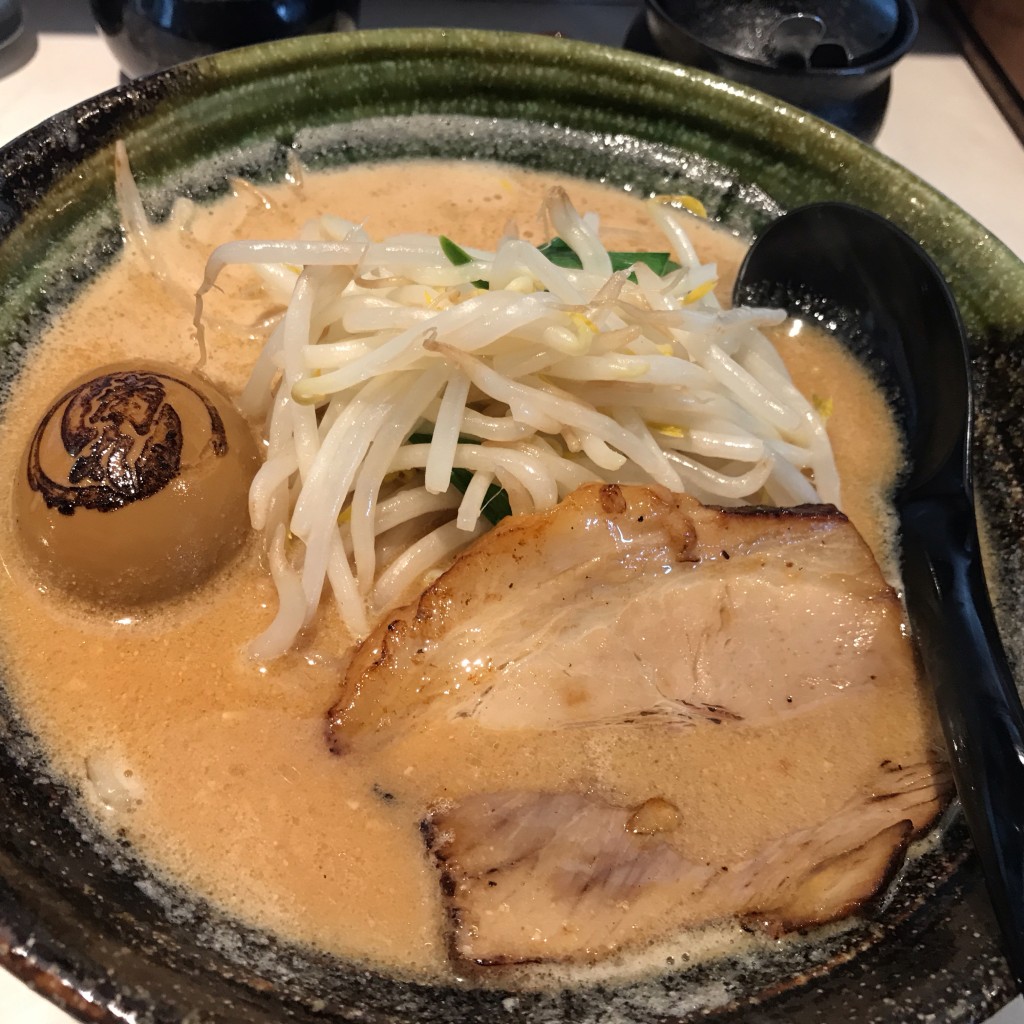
[740,818,914,938]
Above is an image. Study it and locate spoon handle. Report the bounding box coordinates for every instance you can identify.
[902,497,1024,990]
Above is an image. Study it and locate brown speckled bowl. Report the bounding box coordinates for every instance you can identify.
[0,28,1022,1024]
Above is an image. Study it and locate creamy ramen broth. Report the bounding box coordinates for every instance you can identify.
[0,161,942,979]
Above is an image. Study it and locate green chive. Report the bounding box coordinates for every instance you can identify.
[537,238,681,277]
[407,433,512,525]
[439,234,680,289]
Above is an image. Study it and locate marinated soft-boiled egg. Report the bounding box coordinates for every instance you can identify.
[13,362,259,606]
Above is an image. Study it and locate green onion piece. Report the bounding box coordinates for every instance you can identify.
[537,238,681,277]
[450,467,512,524]
[439,235,474,266]
[440,234,679,289]
[407,433,512,525]
[438,235,489,290]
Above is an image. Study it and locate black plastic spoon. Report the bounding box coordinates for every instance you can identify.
[734,201,1024,991]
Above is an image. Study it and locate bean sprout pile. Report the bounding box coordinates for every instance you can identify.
[116,147,839,661]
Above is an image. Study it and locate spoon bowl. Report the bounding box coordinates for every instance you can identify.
[734,200,1024,991]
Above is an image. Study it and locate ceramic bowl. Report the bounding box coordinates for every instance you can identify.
[0,28,1022,1024]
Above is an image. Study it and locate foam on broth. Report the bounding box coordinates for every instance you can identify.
[0,160,940,981]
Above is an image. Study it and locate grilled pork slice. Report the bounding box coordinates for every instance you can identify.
[423,761,951,966]
[328,484,912,750]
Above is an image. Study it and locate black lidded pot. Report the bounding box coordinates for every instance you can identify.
[642,0,919,142]
[90,0,361,79]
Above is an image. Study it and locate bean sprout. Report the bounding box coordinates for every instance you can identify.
[116,154,840,659]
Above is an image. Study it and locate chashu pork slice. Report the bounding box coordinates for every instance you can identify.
[328,484,914,750]
[422,760,951,966]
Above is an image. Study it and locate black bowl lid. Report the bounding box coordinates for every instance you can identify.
[652,0,904,70]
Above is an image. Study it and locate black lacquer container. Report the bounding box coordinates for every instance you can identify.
[638,0,919,142]
[90,0,361,78]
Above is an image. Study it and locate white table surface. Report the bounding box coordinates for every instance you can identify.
[0,1,1022,1021]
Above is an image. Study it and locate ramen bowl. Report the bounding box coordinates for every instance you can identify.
[0,28,1022,1024]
